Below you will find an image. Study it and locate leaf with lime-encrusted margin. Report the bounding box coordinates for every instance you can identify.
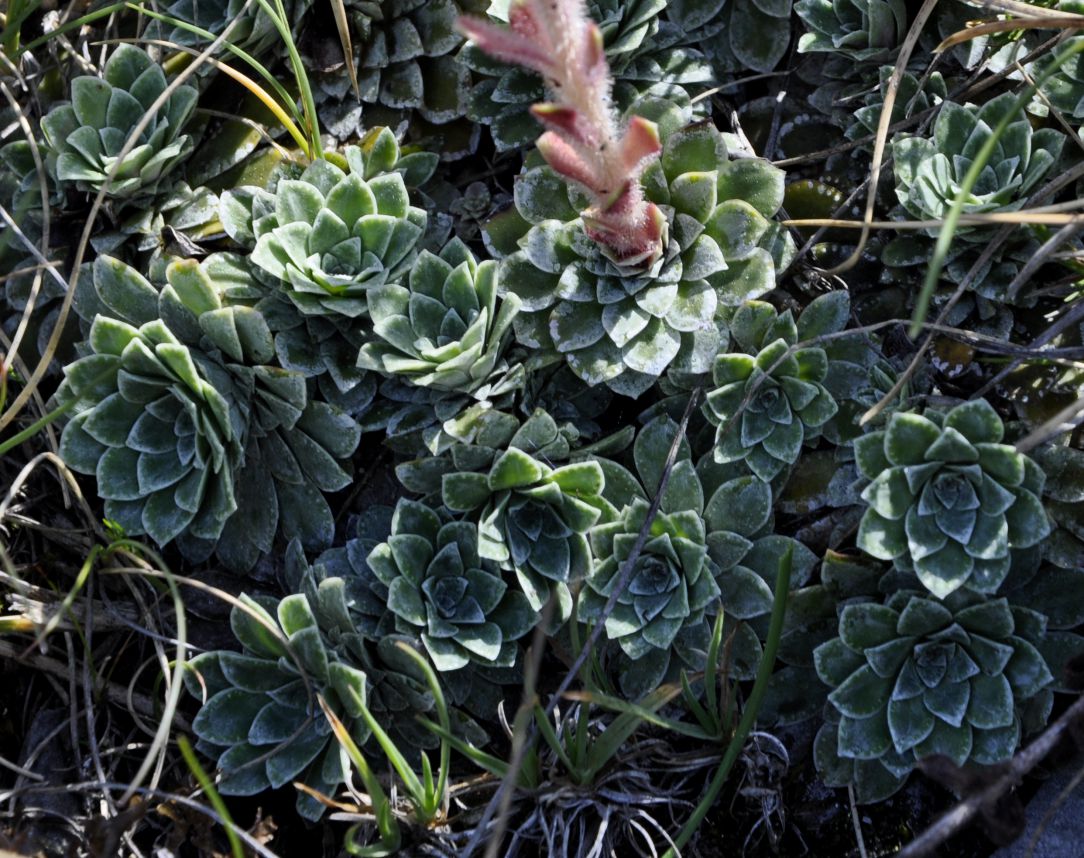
[796,290,850,341]
[839,603,900,651]
[633,414,692,497]
[705,475,772,536]
[837,710,894,759]
[1035,445,1084,503]
[230,594,286,659]
[853,430,890,480]
[815,637,867,686]
[944,399,1004,445]
[192,688,268,745]
[718,564,774,619]
[830,666,894,719]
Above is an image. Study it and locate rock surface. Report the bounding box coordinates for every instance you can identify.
[994,757,1084,858]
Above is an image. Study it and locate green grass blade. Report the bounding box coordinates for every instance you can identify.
[253,0,322,158]
[663,544,794,858]
[392,642,452,820]
[20,4,127,54]
[582,683,684,779]
[177,735,245,858]
[416,717,512,779]
[911,37,1084,337]
[569,687,713,741]
[128,2,301,124]
[705,609,725,725]
[679,670,719,736]
[533,704,576,774]
[319,695,402,856]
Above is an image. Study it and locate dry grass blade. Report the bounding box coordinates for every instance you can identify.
[936,0,1084,51]
[483,601,553,858]
[1014,396,1084,452]
[937,16,1084,52]
[0,68,52,391]
[785,210,1084,229]
[134,37,312,156]
[961,0,1079,18]
[329,0,361,99]
[822,0,941,275]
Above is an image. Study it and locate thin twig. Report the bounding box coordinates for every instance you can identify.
[461,389,702,858]
[849,783,869,858]
[824,0,940,275]
[482,599,553,858]
[900,692,1084,858]
[0,638,191,731]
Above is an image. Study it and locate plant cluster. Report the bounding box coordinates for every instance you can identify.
[4,0,1084,853]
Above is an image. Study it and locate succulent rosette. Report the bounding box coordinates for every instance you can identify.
[705,300,838,481]
[41,45,197,204]
[312,0,485,126]
[357,238,522,393]
[366,498,537,670]
[577,416,724,696]
[500,121,788,397]
[795,0,907,61]
[883,92,1065,296]
[245,162,427,321]
[0,140,48,273]
[855,400,1050,599]
[814,590,1054,802]
[892,94,1063,224]
[145,0,310,60]
[57,256,360,570]
[187,589,372,821]
[436,409,612,621]
[662,0,794,77]
[1032,32,1084,121]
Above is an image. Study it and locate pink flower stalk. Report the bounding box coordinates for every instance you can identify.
[458,0,666,268]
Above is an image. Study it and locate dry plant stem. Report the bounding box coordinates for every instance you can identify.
[101,565,324,786]
[972,298,1084,400]
[543,387,701,721]
[0,329,62,462]
[483,600,553,858]
[0,638,190,729]
[963,0,1076,18]
[121,36,310,155]
[461,389,701,858]
[1005,221,1084,300]
[1014,395,1084,452]
[849,783,869,858]
[0,453,100,556]
[1018,58,1084,156]
[2,782,279,858]
[786,209,1084,229]
[859,230,1002,427]
[858,153,1084,428]
[773,33,1061,169]
[0,71,52,384]
[936,17,1084,51]
[824,0,940,276]
[900,692,1084,858]
[119,568,178,794]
